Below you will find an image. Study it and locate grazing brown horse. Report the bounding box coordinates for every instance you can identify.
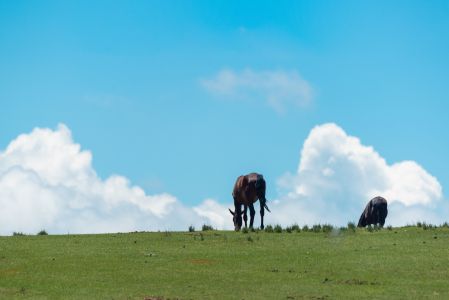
[229,173,270,231]
[358,196,388,227]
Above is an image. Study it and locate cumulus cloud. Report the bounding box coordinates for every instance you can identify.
[265,123,445,227]
[0,124,232,235]
[1,123,445,234]
[200,68,313,113]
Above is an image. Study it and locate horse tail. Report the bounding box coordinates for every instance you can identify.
[264,202,271,213]
[261,198,271,213]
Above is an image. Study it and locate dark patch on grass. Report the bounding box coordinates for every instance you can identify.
[324,278,380,286]
[241,227,249,234]
[341,279,379,286]
[37,230,48,236]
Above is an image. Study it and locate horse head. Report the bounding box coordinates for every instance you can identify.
[229,208,243,231]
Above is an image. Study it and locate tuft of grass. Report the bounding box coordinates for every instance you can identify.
[37,230,48,236]
[441,222,449,229]
[202,224,214,231]
[312,224,322,233]
[322,224,333,233]
[188,225,195,232]
[387,225,393,231]
[291,224,300,232]
[241,227,249,234]
[264,225,274,233]
[347,222,356,231]
[422,222,436,230]
[366,225,374,232]
[274,224,283,233]
[246,236,253,242]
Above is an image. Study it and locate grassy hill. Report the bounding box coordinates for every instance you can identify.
[1,225,448,299]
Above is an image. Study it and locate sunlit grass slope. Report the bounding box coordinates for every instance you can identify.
[1,226,449,299]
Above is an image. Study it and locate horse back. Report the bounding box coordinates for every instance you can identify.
[232,173,260,206]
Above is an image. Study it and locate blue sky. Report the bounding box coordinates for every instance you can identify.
[1,1,449,232]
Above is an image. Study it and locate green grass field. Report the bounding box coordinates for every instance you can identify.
[1,226,449,299]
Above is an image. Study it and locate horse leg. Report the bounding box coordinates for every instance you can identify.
[260,202,265,230]
[243,205,248,228]
[249,203,255,228]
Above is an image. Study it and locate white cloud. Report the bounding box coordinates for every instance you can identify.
[265,123,445,227]
[0,124,233,235]
[200,68,313,113]
[1,123,445,235]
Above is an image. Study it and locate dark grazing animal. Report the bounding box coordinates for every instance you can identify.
[358,196,388,227]
[229,173,270,231]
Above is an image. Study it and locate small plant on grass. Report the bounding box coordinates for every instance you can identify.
[188,225,195,232]
[387,225,393,231]
[274,224,283,233]
[37,230,48,235]
[264,225,274,233]
[302,225,309,232]
[241,227,249,234]
[202,224,213,231]
[366,225,374,232]
[247,236,253,242]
